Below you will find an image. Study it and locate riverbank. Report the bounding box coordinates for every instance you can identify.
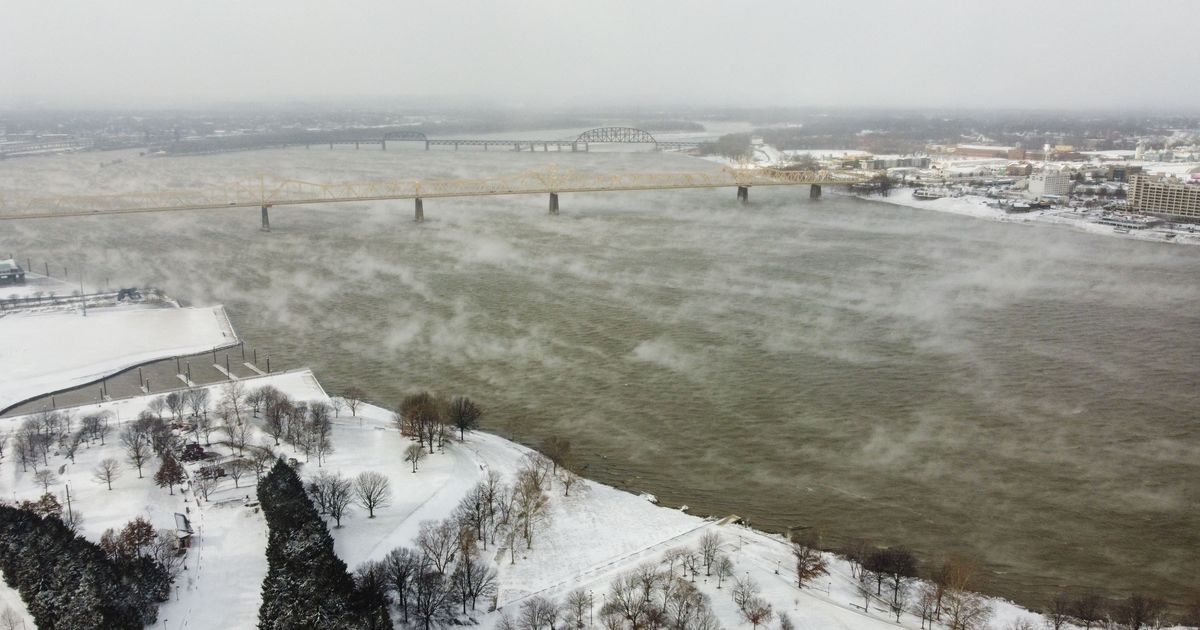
[0,302,1153,630]
[1,367,1060,630]
[858,187,1200,245]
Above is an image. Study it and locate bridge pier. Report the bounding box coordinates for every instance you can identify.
[454,142,459,151]
[549,193,559,215]
[261,205,271,231]
[810,184,822,199]
[414,198,424,222]
[355,142,360,149]
[424,141,430,151]
[737,186,749,204]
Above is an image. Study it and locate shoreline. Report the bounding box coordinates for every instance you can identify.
[854,187,1200,246]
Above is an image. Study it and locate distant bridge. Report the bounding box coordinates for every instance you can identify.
[0,165,868,227]
[173,127,702,154]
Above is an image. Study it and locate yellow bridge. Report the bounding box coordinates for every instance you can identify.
[0,166,869,227]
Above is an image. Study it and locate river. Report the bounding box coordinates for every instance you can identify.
[2,146,1197,607]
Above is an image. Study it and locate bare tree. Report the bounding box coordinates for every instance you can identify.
[698,531,721,576]
[93,457,122,490]
[147,396,167,421]
[385,547,419,623]
[715,555,734,589]
[941,557,991,630]
[33,469,58,491]
[249,445,276,480]
[563,589,591,629]
[914,582,939,629]
[840,537,871,580]
[1113,593,1167,630]
[312,471,353,527]
[1043,591,1073,630]
[354,470,391,518]
[557,466,581,497]
[519,595,560,630]
[448,396,482,441]
[450,546,497,614]
[120,425,151,478]
[539,436,572,475]
[194,474,217,501]
[186,387,209,419]
[405,442,426,472]
[330,396,345,418]
[397,391,442,454]
[165,391,186,422]
[343,386,365,416]
[226,458,247,489]
[417,519,458,574]
[791,531,829,588]
[410,562,454,630]
[515,467,550,549]
[222,380,246,422]
[225,419,251,456]
[1070,591,1105,630]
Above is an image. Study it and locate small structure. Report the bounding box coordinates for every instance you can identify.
[198,464,226,479]
[174,513,193,548]
[0,259,25,286]
[181,443,206,462]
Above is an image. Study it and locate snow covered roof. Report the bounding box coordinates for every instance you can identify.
[0,259,20,272]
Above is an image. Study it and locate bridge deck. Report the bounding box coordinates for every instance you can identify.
[0,167,866,220]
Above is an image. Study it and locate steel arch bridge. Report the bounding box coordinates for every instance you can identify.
[575,127,658,144]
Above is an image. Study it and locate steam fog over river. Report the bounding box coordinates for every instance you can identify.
[3,148,1198,606]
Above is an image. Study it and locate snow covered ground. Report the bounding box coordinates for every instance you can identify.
[860,188,1200,246]
[0,303,237,411]
[0,365,1079,630]
[0,272,76,300]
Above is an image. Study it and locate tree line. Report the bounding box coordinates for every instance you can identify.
[0,504,171,629]
[257,459,392,629]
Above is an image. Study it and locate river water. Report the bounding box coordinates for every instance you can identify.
[2,147,1197,607]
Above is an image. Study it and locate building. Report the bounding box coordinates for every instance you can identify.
[954,144,1026,160]
[1028,169,1072,197]
[1007,162,1033,176]
[0,259,26,285]
[1127,174,1200,221]
[868,155,931,169]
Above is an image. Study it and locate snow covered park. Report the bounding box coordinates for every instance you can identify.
[0,365,1080,630]
[0,303,236,411]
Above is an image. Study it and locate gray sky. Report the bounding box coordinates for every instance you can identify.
[3,0,1198,110]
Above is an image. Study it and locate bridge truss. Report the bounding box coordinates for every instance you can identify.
[0,166,868,221]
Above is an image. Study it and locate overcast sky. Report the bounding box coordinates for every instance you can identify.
[3,0,1198,111]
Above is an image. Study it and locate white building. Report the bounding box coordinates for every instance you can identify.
[1028,169,1072,197]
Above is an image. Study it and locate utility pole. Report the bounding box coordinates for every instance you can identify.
[65,483,74,524]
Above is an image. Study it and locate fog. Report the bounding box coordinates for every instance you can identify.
[3,0,1200,110]
[2,148,1197,606]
